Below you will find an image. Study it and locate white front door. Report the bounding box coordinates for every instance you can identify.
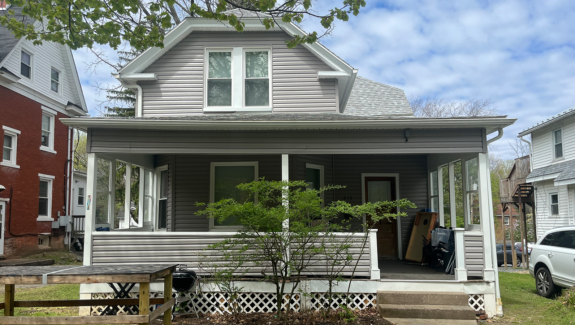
[0,202,5,255]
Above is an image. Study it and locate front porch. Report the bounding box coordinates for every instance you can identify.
[83,151,494,283]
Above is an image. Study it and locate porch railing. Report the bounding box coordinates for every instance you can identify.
[90,230,380,279]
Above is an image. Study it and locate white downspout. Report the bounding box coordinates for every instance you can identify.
[124,85,143,117]
[486,127,504,316]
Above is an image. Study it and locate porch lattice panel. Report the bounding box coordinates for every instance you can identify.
[91,291,300,316]
[468,294,485,311]
[310,293,377,311]
[90,292,164,315]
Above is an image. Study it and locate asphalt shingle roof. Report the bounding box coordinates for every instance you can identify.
[0,6,35,64]
[527,159,575,182]
[344,77,413,116]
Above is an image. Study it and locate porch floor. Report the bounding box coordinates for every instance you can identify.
[379,259,456,280]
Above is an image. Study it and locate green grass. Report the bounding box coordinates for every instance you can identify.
[494,272,575,324]
[0,284,80,317]
[26,250,82,265]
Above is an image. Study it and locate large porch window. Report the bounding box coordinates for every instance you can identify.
[209,162,258,229]
[156,167,168,230]
[465,157,480,225]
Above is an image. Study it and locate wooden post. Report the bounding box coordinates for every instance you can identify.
[4,284,14,316]
[518,196,527,270]
[139,282,150,325]
[523,202,530,269]
[510,205,517,268]
[163,274,173,325]
[502,204,507,268]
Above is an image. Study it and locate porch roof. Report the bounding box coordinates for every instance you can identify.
[61,114,515,134]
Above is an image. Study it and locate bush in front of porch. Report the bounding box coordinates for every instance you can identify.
[196,179,415,320]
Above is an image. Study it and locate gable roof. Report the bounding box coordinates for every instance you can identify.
[0,6,35,64]
[344,77,413,116]
[518,105,575,137]
[116,16,357,113]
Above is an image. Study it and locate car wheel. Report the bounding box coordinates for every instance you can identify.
[536,267,557,298]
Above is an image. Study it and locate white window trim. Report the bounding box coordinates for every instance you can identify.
[553,128,564,160]
[77,187,85,206]
[209,161,259,231]
[203,47,272,112]
[1,125,21,169]
[155,165,168,231]
[504,216,510,226]
[138,168,155,229]
[38,173,55,221]
[95,159,114,228]
[305,163,324,203]
[464,156,480,230]
[549,192,559,216]
[50,67,61,95]
[40,106,57,154]
[242,48,272,109]
[20,48,33,80]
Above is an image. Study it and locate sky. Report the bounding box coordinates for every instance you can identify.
[72,0,575,159]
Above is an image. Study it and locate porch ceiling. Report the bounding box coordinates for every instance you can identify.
[61,114,516,134]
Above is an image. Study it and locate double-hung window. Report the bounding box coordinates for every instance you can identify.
[210,162,258,229]
[244,50,270,107]
[38,174,54,221]
[205,48,271,111]
[550,193,559,216]
[554,129,563,159]
[465,157,480,225]
[157,167,168,230]
[40,107,56,153]
[50,68,60,93]
[95,159,113,225]
[430,170,439,212]
[207,51,233,107]
[77,187,85,206]
[2,126,20,168]
[21,50,31,78]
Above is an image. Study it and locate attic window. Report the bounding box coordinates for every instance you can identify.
[21,50,31,78]
[554,129,563,159]
[207,51,232,107]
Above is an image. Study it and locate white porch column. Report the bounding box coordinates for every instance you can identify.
[138,167,144,227]
[282,154,289,230]
[83,153,97,266]
[453,228,467,281]
[369,229,380,280]
[478,153,495,281]
[124,164,131,229]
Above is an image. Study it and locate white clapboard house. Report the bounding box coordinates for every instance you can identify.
[62,11,515,318]
[519,106,575,238]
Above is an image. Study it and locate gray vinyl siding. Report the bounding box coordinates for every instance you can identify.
[91,232,372,277]
[88,128,486,155]
[140,31,336,116]
[464,234,484,278]
[156,154,282,232]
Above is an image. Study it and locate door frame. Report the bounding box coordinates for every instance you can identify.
[0,201,5,256]
[361,173,402,260]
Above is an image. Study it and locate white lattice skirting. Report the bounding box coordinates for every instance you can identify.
[468,294,485,311]
[90,291,378,315]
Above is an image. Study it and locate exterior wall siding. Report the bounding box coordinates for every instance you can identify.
[533,180,571,239]
[464,234,484,278]
[88,128,486,155]
[140,31,336,116]
[531,114,575,170]
[91,232,372,277]
[2,37,81,107]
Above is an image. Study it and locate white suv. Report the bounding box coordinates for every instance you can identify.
[530,226,575,297]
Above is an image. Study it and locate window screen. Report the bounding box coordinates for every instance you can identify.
[207,52,232,106]
[245,51,269,106]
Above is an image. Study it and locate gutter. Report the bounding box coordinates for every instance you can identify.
[113,74,150,117]
[486,127,503,145]
[60,116,517,132]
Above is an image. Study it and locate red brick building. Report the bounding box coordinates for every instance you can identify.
[0,5,87,257]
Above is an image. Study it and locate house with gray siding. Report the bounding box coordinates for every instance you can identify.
[519,107,575,239]
[62,13,515,318]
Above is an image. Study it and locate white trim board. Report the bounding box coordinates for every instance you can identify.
[361,173,402,260]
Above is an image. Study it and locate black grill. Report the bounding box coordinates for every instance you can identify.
[172,270,197,293]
